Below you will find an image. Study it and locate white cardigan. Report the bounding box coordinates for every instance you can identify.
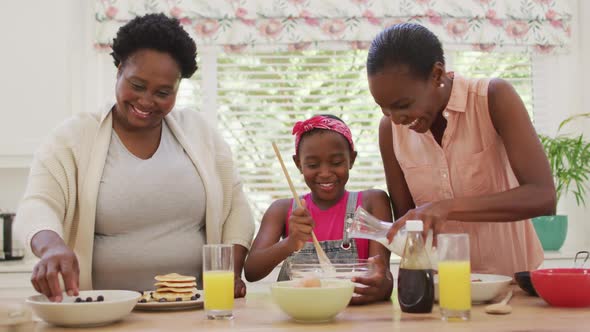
[15,107,255,289]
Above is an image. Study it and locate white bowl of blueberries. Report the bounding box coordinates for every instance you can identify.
[26,290,140,327]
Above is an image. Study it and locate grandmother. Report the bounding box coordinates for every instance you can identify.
[15,13,254,302]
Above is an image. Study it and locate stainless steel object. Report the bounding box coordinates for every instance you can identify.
[0,212,24,261]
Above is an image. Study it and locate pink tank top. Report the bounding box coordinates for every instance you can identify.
[389,73,543,276]
[286,191,369,259]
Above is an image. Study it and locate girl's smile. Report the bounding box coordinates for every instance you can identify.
[294,130,356,209]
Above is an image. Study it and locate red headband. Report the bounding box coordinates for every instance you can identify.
[292,115,354,154]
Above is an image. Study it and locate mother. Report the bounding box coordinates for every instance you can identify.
[15,13,254,301]
[368,23,555,276]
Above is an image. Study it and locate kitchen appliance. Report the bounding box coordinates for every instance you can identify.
[0,212,24,261]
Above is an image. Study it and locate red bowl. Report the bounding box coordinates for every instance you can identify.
[530,268,590,307]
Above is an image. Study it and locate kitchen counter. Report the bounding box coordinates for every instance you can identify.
[2,286,589,331]
[0,258,37,273]
[2,248,580,274]
[0,249,578,274]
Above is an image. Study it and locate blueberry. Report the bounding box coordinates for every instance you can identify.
[176,297,182,302]
[190,294,200,301]
[86,297,93,302]
[158,298,167,302]
[75,297,82,303]
[139,299,147,303]
[97,295,104,302]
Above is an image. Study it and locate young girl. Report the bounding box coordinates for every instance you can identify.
[244,115,393,305]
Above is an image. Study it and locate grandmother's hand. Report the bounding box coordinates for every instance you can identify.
[234,276,247,298]
[349,255,393,305]
[386,200,452,242]
[31,242,79,302]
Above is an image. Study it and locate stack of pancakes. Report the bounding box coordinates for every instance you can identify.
[152,273,198,302]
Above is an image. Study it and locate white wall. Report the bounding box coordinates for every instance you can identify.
[0,1,588,252]
[0,0,114,211]
[536,0,590,253]
[1,1,75,160]
[573,0,590,252]
[0,0,77,210]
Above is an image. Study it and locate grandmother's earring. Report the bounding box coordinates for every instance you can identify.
[439,82,445,88]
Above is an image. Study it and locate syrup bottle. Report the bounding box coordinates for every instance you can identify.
[397,220,434,313]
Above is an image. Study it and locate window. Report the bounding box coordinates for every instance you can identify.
[176,49,534,225]
[447,51,533,118]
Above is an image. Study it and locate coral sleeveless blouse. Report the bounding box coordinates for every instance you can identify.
[389,73,543,276]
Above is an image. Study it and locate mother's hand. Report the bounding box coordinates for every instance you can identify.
[31,242,79,302]
[386,200,452,242]
[349,256,393,305]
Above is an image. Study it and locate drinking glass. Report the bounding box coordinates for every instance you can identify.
[437,233,471,321]
[346,206,434,257]
[203,244,234,320]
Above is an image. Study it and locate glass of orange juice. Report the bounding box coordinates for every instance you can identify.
[437,233,470,321]
[203,244,234,320]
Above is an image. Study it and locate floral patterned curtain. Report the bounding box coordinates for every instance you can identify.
[95,0,573,53]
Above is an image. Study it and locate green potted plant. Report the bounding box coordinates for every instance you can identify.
[534,113,590,251]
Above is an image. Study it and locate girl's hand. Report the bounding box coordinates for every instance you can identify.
[285,201,314,252]
[31,243,79,302]
[350,256,393,305]
[234,276,247,298]
[386,200,452,242]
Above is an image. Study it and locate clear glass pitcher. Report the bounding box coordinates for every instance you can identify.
[346,206,435,259]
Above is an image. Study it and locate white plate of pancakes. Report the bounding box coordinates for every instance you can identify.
[134,273,203,311]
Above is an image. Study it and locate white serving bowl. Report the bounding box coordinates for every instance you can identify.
[434,273,512,303]
[26,290,140,327]
[271,279,354,323]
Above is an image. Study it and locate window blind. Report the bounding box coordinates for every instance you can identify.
[447,50,534,120]
[214,50,383,222]
[176,49,535,224]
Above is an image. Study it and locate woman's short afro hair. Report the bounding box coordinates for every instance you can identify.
[111,13,197,78]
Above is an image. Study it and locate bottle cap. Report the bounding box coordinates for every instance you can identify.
[405,220,423,232]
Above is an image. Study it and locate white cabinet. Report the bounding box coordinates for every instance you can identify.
[0,1,95,169]
[0,259,36,298]
[0,2,75,167]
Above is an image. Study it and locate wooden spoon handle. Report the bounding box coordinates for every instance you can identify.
[500,290,513,305]
[311,232,330,262]
[272,142,302,207]
[271,142,332,267]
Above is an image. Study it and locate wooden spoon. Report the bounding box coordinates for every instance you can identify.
[485,290,513,315]
[271,142,335,274]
